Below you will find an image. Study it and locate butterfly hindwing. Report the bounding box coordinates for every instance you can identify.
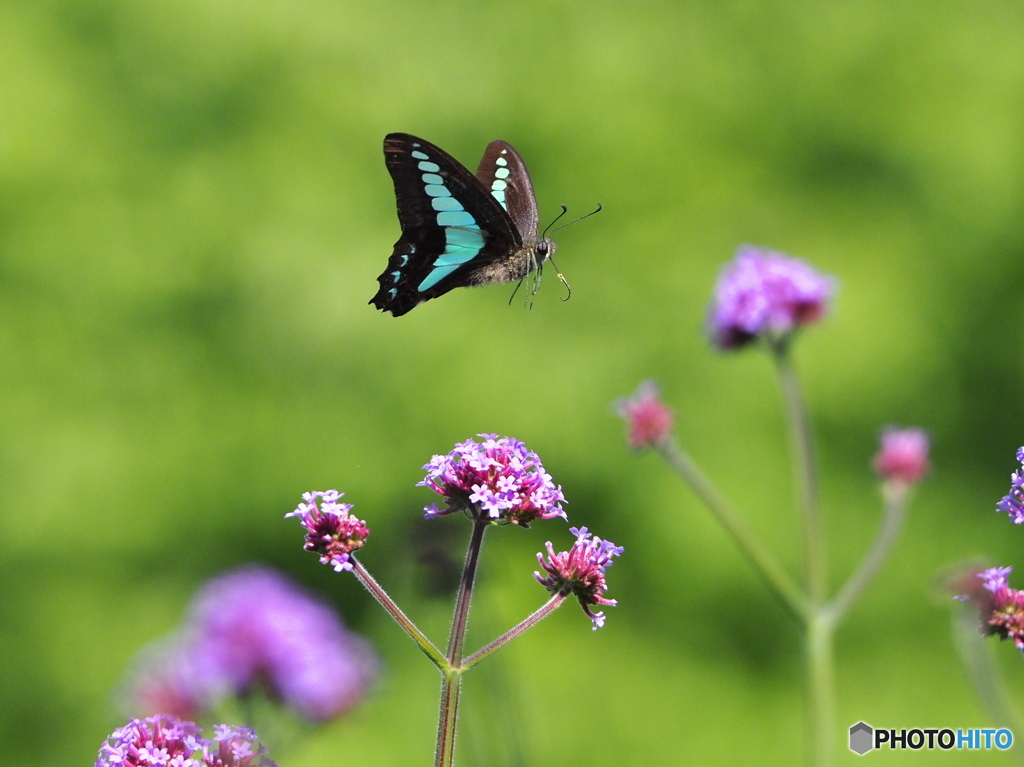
[475,140,540,242]
[370,133,523,316]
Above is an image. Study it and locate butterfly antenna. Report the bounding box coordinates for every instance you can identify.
[541,205,568,239]
[549,203,603,235]
[548,255,571,301]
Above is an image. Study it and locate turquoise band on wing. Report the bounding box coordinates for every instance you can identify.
[417,226,486,291]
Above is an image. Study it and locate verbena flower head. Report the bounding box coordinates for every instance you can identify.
[954,566,1024,653]
[126,566,377,722]
[535,527,624,630]
[286,490,370,571]
[95,715,277,767]
[709,245,834,350]
[873,427,930,485]
[997,447,1024,524]
[616,381,673,450]
[419,434,566,527]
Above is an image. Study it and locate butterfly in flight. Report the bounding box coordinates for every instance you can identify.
[370,133,586,317]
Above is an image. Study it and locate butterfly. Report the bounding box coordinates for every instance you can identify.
[370,133,563,317]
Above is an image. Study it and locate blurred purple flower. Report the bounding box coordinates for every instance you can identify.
[95,715,276,767]
[616,381,674,450]
[126,566,377,722]
[873,427,930,485]
[996,447,1024,524]
[709,245,834,350]
[419,434,566,527]
[286,490,370,571]
[981,566,1013,593]
[535,527,623,630]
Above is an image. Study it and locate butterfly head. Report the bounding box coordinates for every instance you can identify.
[535,237,556,265]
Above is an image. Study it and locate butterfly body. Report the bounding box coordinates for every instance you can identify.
[370,133,554,316]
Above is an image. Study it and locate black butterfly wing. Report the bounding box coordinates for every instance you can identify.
[370,133,523,316]
[475,140,540,241]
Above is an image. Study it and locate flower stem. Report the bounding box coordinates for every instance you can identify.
[657,436,808,622]
[822,483,908,626]
[806,613,836,767]
[435,670,463,767]
[772,340,827,606]
[447,517,488,664]
[951,607,1024,765]
[462,594,566,670]
[350,557,446,669]
[434,515,489,767]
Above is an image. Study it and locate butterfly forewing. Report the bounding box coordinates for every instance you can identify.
[475,141,540,242]
[370,133,523,316]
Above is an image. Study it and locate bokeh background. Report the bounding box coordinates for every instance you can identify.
[4,0,1024,764]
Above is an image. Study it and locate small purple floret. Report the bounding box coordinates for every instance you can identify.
[981,566,1013,593]
[286,490,370,571]
[709,245,834,350]
[419,434,566,527]
[535,527,623,630]
[996,447,1024,524]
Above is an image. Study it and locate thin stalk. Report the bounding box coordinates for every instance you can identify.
[462,594,566,670]
[434,515,489,767]
[951,607,1024,766]
[657,436,808,622]
[435,670,463,767]
[447,517,488,664]
[350,558,446,668]
[806,614,836,767]
[822,483,908,627]
[772,341,827,605]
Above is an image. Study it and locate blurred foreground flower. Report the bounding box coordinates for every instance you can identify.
[616,381,673,450]
[419,433,566,526]
[709,245,834,350]
[536,527,624,630]
[954,566,1024,652]
[873,427,930,486]
[96,715,276,767]
[126,566,376,722]
[996,447,1024,524]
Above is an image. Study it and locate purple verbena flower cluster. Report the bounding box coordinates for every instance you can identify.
[955,566,1024,653]
[535,527,624,630]
[709,245,834,350]
[95,716,276,767]
[996,447,1024,524]
[126,566,377,722]
[286,490,370,571]
[419,434,566,527]
[616,381,674,450]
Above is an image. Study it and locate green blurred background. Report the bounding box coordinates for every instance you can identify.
[3,0,1024,763]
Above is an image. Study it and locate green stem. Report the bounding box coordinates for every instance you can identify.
[823,483,908,626]
[435,670,463,767]
[434,515,488,767]
[446,517,488,665]
[806,614,836,767]
[462,594,566,671]
[772,340,827,606]
[950,607,1024,765]
[657,436,808,622]
[350,558,446,669]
